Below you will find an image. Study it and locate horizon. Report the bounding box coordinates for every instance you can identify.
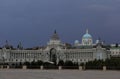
[0,29,119,48]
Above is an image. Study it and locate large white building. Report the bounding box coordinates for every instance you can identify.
[0,30,113,65]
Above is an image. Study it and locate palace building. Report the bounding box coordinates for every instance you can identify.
[0,29,118,65]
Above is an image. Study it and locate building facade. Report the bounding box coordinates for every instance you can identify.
[110,44,120,57]
[0,30,112,65]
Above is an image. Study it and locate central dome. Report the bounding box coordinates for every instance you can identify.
[82,29,92,39]
[83,33,92,38]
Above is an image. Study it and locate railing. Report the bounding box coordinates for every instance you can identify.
[62,66,79,69]
[43,66,58,70]
[0,65,120,70]
[9,65,22,69]
[107,66,120,70]
[85,66,103,70]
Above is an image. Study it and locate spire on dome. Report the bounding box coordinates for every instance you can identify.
[5,40,8,45]
[54,30,57,34]
[86,29,88,34]
[51,30,60,40]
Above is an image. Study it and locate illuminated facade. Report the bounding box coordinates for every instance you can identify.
[0,30,112,65]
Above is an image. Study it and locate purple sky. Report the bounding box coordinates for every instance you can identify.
[0,0,120,47]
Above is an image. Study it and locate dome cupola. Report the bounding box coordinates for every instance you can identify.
[48,30,61,46]
[51,30,60,40]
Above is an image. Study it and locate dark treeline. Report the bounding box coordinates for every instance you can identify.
[2,60,79,69]
[83,57,120,70]
[23,60,79,69]
[1,58,120,70]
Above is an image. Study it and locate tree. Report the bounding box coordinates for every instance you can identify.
[24,61,30,66]
[80,63,85,66]
[64,60,74,66]
[115,43,118,47]
[58,60,64,66]
[37,60,43,66]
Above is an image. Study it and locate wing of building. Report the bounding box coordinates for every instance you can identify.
[0,30,112,65]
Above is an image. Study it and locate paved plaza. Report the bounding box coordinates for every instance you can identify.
[0,69,120,79]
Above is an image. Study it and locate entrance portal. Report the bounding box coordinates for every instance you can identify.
[50,48,57,64]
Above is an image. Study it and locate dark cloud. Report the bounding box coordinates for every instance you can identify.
[0,0,120,47]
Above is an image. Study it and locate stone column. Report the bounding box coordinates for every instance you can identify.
[103,66,106,71]
[23,65,27,69]
[7,65,9,69]
[79,66,82,71]
[40,66,43,70]
[59,66,62,70]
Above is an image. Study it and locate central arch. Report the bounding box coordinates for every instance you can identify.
[50,48,57,64]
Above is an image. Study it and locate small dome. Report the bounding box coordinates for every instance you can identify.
[96,40,99,44]
[75,40,79,44]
